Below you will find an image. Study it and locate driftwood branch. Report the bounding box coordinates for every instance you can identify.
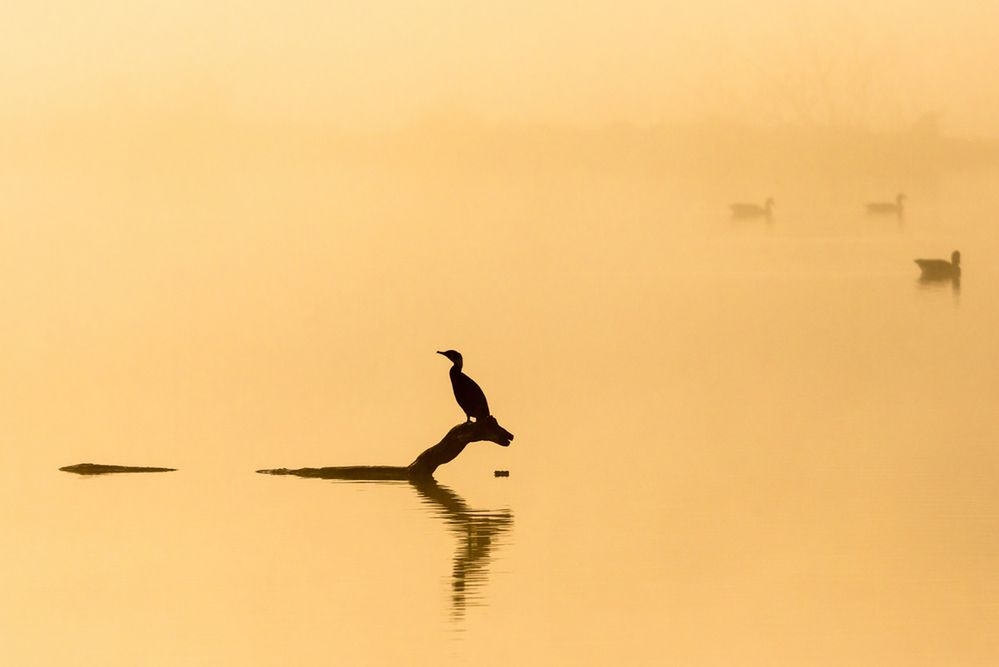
[258,416,514,480]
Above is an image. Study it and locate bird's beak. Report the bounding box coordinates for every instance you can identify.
[436,350,445,356]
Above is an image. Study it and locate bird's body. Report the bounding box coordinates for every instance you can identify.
[867,193,906,216]
[437,350,490,422]
[730,198,774,220]
[915,250,961,280]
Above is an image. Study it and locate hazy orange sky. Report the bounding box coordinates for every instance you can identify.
[3,1,999,134]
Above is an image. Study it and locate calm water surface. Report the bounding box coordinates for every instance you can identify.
[1,157,998,665]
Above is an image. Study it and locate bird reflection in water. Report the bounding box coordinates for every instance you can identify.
[410,477,513,621]
[918,273,961,295]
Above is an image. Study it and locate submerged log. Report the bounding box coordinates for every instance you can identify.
[258,416,513,480]
[60,463,177,475]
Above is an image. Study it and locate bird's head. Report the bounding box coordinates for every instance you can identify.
[897,193,907,203]
[765,197,775,209]
[436,349,463,365]
[951,250,961,266]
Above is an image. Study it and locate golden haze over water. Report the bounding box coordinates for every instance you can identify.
[2,2,999,665]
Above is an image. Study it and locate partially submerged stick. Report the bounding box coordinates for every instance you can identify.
[258,416,514,480]
[60,463,177,475]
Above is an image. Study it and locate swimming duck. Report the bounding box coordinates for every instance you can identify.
[867,193,905,216]
[915,250,960,280]
[730,197,774,220]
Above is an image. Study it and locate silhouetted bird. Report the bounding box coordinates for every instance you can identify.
[437,350,490,422]
[867,193,906,216]
[730,198,774,220]
[915,250,961,280]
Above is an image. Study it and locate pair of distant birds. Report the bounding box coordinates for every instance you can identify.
[437,350,491,422]
[729,193,907,220]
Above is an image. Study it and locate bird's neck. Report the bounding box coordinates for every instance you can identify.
[449,360,463,374]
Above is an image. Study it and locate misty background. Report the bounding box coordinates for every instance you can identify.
[3,1,999,134]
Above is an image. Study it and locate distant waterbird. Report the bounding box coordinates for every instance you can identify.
[437,350,490,422]
[867,193,906,216]
[915,250,961,280]
[730,197,774,220]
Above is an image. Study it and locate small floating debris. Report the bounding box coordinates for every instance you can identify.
[494,470,510,477]
[60,463,177,475]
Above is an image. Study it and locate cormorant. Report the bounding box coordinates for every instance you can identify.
[915,250,961,280]
[866,193,906,216]
[730,198,774,220]
[437,350,490,422]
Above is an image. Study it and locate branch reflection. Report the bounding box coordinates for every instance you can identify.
[409,477,513,622]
